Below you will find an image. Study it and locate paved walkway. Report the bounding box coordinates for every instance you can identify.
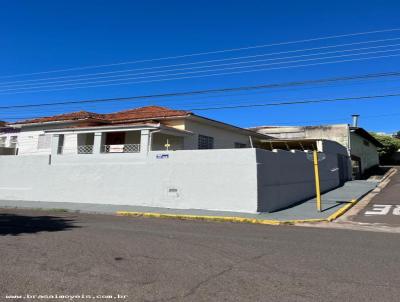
[0,180,378,222]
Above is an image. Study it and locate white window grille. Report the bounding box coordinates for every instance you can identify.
[198,135,214,149]
[123,144,141,153]
[77,145,94,154]
[37,134,52,150]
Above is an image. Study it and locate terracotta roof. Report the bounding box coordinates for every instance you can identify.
[12,111,105,125]
[104,106,190,123]
[57,121,160,130]
[12,106,191,125]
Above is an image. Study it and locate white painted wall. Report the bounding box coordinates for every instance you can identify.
[0,147,350,213]
[183,119,252,149]
[350,132,379,172]
[0,121,85,155]
[0,149,259,213]
[5,130,52,156]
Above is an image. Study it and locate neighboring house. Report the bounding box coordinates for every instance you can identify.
[0,106,268,156]
[0,122,19,155]
[249,123,382,178]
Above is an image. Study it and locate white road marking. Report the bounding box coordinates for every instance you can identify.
[393,205,400,216]
[365,204,392,216]
[364,204,400,216]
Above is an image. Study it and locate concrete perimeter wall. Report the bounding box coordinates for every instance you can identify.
[0,148,349,213]
[0,149,259,213]
[256,148,345,212]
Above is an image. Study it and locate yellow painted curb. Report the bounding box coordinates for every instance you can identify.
[116,200,358,225]
[117,211,282,225]
[116,211,329,225]
[327,199,357,222]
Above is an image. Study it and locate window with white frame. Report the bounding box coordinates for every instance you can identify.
[37,134,52,150]
[198,134,214,149]
[0,137,6,147]
[9,136,18,148]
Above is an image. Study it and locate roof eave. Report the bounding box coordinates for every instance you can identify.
[188,114,271,139]
[350,127,383,147]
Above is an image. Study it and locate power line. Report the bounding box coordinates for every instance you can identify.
[3,41,400,90]
[3,36,400,87]
[3,47,400,93]
[255,112,400,126]
[1,70,400,110]
[1,27,399,79]
[1,52,400,96]
[3,68,399,117]
[2,92,400,121]
[189,93,400,111]
[3,75,398,118]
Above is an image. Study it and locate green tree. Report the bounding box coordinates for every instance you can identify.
[371,133,400,163]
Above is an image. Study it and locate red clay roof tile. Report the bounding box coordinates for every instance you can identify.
[12,106,191,125]
[104,106,190,122]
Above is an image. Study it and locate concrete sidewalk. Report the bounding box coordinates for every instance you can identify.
[0,180,378,223]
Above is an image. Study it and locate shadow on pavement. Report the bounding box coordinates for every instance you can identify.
[0,213,78,236]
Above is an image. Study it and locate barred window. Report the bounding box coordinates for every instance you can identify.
[198,135,214,149]
[234,142,247,148]
[37,134,52,150]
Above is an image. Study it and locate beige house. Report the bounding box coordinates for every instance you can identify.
[0,106,268,156]
[250,123,382,178]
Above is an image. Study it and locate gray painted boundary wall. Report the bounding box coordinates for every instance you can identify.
[0,148,348,213]
[256,149,343,212]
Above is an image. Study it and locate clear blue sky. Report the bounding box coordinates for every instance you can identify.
[0,0,399,132]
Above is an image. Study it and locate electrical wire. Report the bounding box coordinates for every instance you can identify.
[2,92,400,121]
[2,36,400,87]
[2,41,400,90]
[1,70,400,110]
[0,52,400,96]
[1,27,399,79]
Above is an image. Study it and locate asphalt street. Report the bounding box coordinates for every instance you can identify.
[0,208,400,302]
[353,167,400,226]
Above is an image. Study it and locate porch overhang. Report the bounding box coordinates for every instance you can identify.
[44,123,194,137]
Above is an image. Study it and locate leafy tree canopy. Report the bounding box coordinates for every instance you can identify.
[371,133,400,162]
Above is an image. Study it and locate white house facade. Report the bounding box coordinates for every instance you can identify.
[0,106,268,157]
